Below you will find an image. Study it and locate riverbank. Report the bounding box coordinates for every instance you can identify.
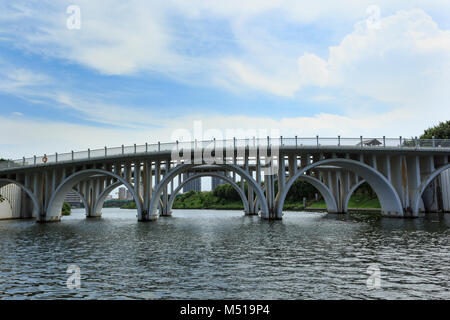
[119,193,381,211]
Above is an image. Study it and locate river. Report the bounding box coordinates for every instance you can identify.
[0,208,449,299]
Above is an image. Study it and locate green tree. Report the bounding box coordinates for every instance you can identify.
[213,183,241,201]
[285,180,318,203]
[0,194,4,203]
[420,120,450,139]
[61,202,71,216]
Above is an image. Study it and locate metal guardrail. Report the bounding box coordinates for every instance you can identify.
[1,136,449,170]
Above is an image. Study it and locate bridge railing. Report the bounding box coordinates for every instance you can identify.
[1,136,449,170]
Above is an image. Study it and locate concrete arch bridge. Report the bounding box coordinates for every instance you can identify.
[0,136,449,222]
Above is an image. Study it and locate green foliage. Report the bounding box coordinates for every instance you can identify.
[285,180,318,203]
[173,190,244,210]
[213,183,241,202]
[421,120,450,139]
[120,201,137,209]
[306,194,380,209]
[0,194,5,203]
[348,194,380,208]
[354,182,376,197]
[104,199,134,208]
[61,202,71,216]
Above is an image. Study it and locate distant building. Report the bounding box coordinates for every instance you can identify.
[118,187,127,200]
[211,175,226,190]
[183,173,201,193]
[64,191,82,206]
[126,190,133,200]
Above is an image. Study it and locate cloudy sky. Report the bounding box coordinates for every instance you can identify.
[1,1,450,159]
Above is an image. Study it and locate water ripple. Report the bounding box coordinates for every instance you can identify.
[0,209,449,299]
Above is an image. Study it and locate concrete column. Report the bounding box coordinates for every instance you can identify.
[256,148,261,186]
[288,154,297,177]
[420,155,438,212]
[278,154,285,195]
[390,155,408,210]
[87,178,101,217]
[246,173,256,215]
[124,163,132,184]
[406,155,421,213]
[134,162,141,202]
[43,171,52,214]
[143,161,151,210]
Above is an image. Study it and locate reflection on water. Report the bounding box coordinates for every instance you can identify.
[0,209,449,299]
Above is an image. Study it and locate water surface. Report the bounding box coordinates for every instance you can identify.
[0,209,449,299]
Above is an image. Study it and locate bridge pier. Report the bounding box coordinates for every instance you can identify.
[86,212,102,218]
[37,213,61,223]
[1,137,448,224]
[138,210,159,222]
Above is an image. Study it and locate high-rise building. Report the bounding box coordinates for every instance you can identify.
[126,190,133,200]
[118,187,127,200]
[64,191,82,206]
[183,173,201,193]
[211,176,226,190]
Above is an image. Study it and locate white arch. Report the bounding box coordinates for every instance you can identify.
[0,179,41,218]
[149,164,269,219]
[282,174,339,213]
[71,188,88,214]
[342,179,366,213]
[276,159,403,217]
[92,181,121,216]
[168,172,250,213]
[46,169,143,222]
[92,181,164,216]
[412,164,450,214]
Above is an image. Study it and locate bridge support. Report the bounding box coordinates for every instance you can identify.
[138,210,159,222]
[1,138,449,223]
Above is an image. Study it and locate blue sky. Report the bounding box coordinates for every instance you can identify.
[1,1,450,159]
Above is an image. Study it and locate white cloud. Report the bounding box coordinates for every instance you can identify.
[225,59,300,97]
[298,53,329,87]
[0,66,50,93]
[1,1,450,151]
[293,9,450,127]
[8,1,177,76]
[0,108,428,159]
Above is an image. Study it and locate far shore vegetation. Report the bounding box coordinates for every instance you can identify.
[61,202,71,215]
[118,179,380,211]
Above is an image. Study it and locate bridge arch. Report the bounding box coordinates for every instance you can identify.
[70,187,89,215]
[342,179,367,213]
[412,164,450,214]
[46,169,143,222]
[149,164,268,219]
[0,179,41,218]
[92,181,164,216]
[280,174,338,213]
[168,172,250,214]
[276,159,403,217]
[92,181,121,216]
